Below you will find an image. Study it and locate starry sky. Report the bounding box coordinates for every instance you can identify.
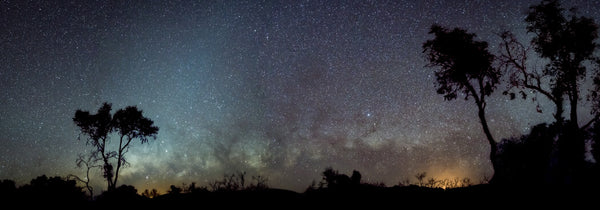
[2,0,600,193]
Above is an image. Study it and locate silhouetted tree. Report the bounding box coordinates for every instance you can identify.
[208,172,269,192]
[110,105,159,190]
[304,180,321,193]
[0,179,16,200]
[423,25,501,180]
[526,0,599,130]
[501,0,599,126]
[73,102,114,189]
[350,170,362,185]
[73,102,159,190]
[496,123,555,185]
[525,0,599,184]
[168,185,183,194]
[321,167,361,190]
[183,182,208,194]
[141,188,160,198]
[493,0,600,186]
[415,172,427,187]
[68,153,101,199]
[426,178,438,188]
[248,175,269,191]
[19,175,86,202]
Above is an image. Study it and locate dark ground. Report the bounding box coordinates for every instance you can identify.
[2,183,597,209]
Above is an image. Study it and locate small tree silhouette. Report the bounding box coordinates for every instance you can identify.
[320,167,362,190]
[68,153,101,199]
[415,172,427,187]
[350,170,362,185]
[426,178,438,188]
[249,175,269,190]
[141,188,160,198]
[73,102,158,191]
[73,103,114,189]
[168,185,183,194]
[208,172,269,192]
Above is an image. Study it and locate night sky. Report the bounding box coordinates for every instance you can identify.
[2,0,600,193]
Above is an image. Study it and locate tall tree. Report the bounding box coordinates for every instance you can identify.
[499,0,600,184]
[525,0,599,128]
[501,0,599,127]
[73,102,158,190]
[423,25,502,179]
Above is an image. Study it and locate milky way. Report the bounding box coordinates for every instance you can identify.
[2,0,600,193]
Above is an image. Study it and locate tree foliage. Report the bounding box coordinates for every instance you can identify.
[423,25,500,102]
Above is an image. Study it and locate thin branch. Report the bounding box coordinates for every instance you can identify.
[582,114,600,130]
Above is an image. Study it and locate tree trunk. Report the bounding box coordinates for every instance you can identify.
[555,100,564,125]
[99,139,115,191]
[478,105,498,177]
[113,135,125,189]
[104,162,114,190]
[569,89,578,128]
[466,83,498,183]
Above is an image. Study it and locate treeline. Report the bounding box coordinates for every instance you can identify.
[1,166,597,207]
[0,169,454,203]
[0,175,87,204]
